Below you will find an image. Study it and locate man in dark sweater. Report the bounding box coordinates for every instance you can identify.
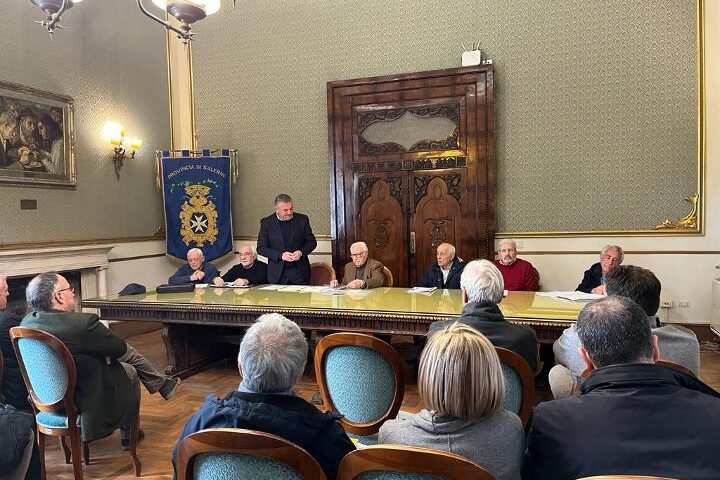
[428,259,538,372]
[172,313,354,480]
[221,245,268,286]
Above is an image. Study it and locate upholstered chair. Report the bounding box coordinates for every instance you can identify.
[495,346,534,427]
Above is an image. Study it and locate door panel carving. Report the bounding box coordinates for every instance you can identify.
[357,179,407,285]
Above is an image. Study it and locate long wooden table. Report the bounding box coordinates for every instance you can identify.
[83,286,584,378]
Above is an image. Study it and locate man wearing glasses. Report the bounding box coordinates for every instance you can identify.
[21,272,180,449]
[330,241,385,289]
[220,245,268,286]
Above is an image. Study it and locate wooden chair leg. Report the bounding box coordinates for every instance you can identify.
[129,409,142,477]
[68,428,84,480]
[37,429,47,480]
[83,441,90,465]
[60,436,71,464]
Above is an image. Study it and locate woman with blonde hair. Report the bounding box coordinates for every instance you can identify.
[379,322,524,480]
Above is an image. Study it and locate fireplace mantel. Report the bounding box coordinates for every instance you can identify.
[0,245,113,302]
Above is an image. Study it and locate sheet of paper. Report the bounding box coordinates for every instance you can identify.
[537,291,604,302]
[407,286,437,295]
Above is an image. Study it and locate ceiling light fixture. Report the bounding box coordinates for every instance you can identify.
[136,0,225,44]
[30,0,83,35]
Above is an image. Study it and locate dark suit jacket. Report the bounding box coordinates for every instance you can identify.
[576,262,603,293]
[416,257,465,289]
[0,310,30,410]
[21,310,138,441]
[257,213,317,284]
[340,258,385,288]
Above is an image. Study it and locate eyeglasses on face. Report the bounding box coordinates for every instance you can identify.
[55,286,74,294]
[350,251,368,258]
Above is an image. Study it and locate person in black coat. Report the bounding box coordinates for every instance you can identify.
[256,194,317,285]
[416,243,465,289]
[523,296,720,480]
[0,275,30,411]
[428,259,538,372]
[221,245,268,286]
[576,245,623,294]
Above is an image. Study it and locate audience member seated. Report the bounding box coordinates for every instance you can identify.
[220,244,268,286]
[576,245,623,294]
[428,259,538,372]
[550,265,700,398]
[0,273,42,480]
[492,240,539,291]
[415,243,465,289]
[330,241,385,289]
[172,313,354,480]
[169,248,223,286]
[0,274,30,411]
[523,296,720,480]
[379,322,524,480]
[21,272,180,448]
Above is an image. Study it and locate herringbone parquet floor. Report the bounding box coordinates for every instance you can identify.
[42,330,720,479]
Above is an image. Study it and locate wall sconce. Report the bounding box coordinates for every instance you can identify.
[30,0,83,35]
[103,121,142,180]
[136,0,225,43]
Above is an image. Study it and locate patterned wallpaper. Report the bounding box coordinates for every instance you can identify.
[0,1,169,245]
[193,0,698,236]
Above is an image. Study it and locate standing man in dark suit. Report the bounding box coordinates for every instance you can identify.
[257,194,317,285]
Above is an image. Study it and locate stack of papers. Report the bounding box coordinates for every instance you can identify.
[407,287,437,295]
[537,291,604,302]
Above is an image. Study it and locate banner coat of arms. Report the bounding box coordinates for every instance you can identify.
[161,152,234,262]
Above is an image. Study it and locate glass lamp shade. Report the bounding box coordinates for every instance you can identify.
[150,0,220,22]
[31,0,81,14]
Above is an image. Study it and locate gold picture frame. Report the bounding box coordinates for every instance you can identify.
[0,79,76,189]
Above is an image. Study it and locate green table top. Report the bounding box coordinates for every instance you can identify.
[91,286,585,322]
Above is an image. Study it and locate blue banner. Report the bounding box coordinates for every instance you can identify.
[161,153,233,262]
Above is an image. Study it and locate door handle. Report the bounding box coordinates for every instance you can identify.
[410,231,416,254]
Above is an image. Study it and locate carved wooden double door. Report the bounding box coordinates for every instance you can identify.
[328,66,496,287]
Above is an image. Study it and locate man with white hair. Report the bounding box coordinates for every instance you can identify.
[172,313,355,480]
[220,244,268,286]
[330,241,385,289]
[428,259,538,371]
[576,245,624,294]
[492,240,539,291]
[416,243,465,289]
[168,247,223,286]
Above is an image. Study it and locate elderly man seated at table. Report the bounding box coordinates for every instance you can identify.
[428,259,538,372]
[576,244,623,294]
[172,313,354,480]
[330,241,385,289]
[220,245,268,286]
[169,247,223,286]
[415,243,465,289]
[492,240,539,291]
[550,264,700,398]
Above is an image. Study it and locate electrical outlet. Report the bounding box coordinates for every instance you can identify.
[678,301,690,308]
[660,300,673,308]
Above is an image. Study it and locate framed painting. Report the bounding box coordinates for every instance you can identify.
[0,79,76,188]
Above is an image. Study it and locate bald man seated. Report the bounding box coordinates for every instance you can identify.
[492,240,539,291]
[330,242,385,289]
[416,243,465,289]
